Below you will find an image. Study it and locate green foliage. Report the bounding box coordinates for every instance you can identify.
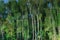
[0,0,60,40]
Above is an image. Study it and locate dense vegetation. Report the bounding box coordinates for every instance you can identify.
[0,0,60,40]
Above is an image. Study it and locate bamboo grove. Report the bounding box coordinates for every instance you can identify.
[0,0,60,40]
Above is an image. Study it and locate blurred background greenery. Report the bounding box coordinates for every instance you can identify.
[0,0,60,40]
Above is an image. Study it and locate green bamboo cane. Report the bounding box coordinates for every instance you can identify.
[27,0,34,40]
[50,8,57,40]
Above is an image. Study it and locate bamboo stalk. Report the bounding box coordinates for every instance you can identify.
[34,17,36,40]
[51,14,57,40]
[1,30,4,40]
[57,9,60,40]
[31,7,34,40]
[40,19,43,40]
[1,24,5,40]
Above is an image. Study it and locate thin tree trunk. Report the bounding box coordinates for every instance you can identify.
[27,0,33,40]
[51,16,57,40]
[34,17,36,40]
[35,19,37,40]
[57,9,60,40]
[1,30,4,40]
[40,19,43,40]
[14,19,17,40]
[32,16,34,40]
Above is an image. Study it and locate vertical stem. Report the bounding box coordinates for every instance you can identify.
[16,16,19,40]
[57,9,60,40]
[14,19,17,40]
[40,19,43,40]
[36,15,39,33]
[34,17,36,40]
[1,30,4,40]
[32,16,34,40]
[22,19,24,40]
[51,15,57,40]
[27,0,33,40]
